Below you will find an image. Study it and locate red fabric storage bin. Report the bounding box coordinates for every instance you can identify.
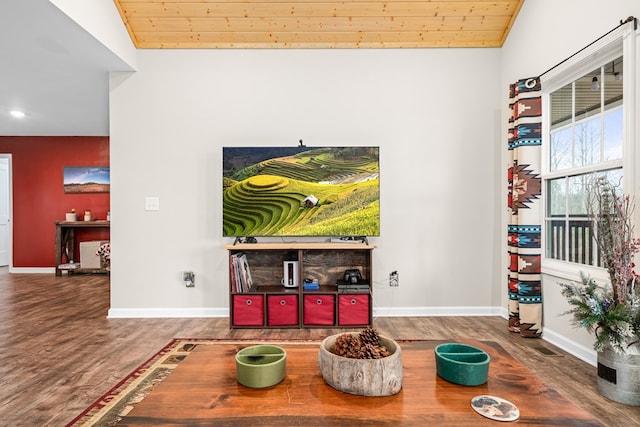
[303,294,335,326]
[233,294,265,326]
[267,294,299,326]
[338,294,370,326]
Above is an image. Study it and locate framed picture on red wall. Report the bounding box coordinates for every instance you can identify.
[63,166,110,193]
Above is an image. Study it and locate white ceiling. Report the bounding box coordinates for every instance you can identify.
[0,0,131,136]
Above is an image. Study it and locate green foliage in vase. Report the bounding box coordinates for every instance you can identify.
[561,273,639,354]
[561,177,640,354]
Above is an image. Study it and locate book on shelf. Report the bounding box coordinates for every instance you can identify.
[230,252,254,293]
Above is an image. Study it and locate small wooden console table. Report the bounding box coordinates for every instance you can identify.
[54,220,110,276]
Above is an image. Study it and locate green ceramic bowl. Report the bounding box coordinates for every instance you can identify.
[434,343,490,386]
[235,344,287,388]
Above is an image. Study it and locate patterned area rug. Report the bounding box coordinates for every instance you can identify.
[65,338,277,427]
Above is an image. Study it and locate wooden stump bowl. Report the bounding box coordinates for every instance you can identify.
[318,333,403,396]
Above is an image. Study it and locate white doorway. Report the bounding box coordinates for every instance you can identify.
[0,156,12,267]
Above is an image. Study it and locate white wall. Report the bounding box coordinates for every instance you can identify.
[50,0,136,70]
[106,2,640,366]
[501,0,640,364]
[109,48,503,317]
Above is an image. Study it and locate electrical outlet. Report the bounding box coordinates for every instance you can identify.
[389,271,399,287]
[145,196,160,211]
[183,271,195,287]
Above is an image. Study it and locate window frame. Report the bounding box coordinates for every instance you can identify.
[540,25,637,283]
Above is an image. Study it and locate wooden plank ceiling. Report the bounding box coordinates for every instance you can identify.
[113,0,524,48]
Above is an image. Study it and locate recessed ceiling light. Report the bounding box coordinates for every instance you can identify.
[9,110,26,118]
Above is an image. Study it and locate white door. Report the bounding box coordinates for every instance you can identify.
[0,157,11,267]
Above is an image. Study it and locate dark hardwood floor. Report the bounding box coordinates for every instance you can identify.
[0,269,637,426]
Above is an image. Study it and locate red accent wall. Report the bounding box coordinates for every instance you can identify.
[0,136,110,268]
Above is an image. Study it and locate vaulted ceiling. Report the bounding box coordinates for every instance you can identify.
[113,0,524,48]
[1,1,524,136]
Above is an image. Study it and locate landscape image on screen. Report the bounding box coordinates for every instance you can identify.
[222,146,380,237]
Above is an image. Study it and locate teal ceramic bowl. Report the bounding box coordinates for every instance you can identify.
[434,343,490,386]
[235,344,287,388]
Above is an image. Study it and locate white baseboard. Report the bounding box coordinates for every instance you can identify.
[9,267,55,274]
[542,328,597,366]
[108,306,506,319]
[373,306,505,317]
[107,307,229,318]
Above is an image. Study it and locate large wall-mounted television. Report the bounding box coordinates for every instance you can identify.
[222,146,380,237]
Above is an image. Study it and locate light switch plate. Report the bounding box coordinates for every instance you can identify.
[145,197,160,211]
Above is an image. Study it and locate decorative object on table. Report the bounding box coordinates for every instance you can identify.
[83,210,92,221]
[65,209,77,221]
[63,166,110,193]
[318,327,402,396]
[560,176,640,405]
[434,342,490,386]
[332,327,390,359]
[235,344,287,388]
[470,395,520,422]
